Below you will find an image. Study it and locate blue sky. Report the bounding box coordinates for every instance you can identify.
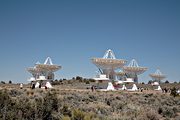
[0,0,180,83]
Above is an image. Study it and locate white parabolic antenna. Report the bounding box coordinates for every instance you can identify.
[27,57,61,80]
[149,69,166,81]
[123,59,148,82]
[91,49,127,79]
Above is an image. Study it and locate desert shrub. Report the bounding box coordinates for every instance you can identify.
[51,80,60,85]
[144,93,153,98]
[0,86,180,120]
[18,100,36,119]
[106,100,111,106]
[172,107,178,113]
[88,94,97,101]
[50,88,56,92]
[8,80,12,84]
[52,80,63,85]
[34,97,44,119]
[84,112,97,120]
[81,97,92,103]
[46,92,59,110]
[175,116,180,120]
[42,92,59,119]
[31,91,34,96]
[148,80,153,84]
[72,109,85,120]
[113,101,127,111]
[26,91,30,96]
[84,115,91,120]
[67,80,72,84]
[0,90,13,119]
[89,79,95,82]
[115,96,121,100]
[159,106,176,118]
[0,90,25,119]
[9,89,23,97]
[51,111,62,120]
[165,80,169,83]
[62,116,71,120]
[76,76,83,81]
[158,107,163,114]
[61,105,72,117]
[1,81,5,84]
[85,80,90,84]
[97,107,108,115]
[104,97,114,106]
[146,109,160,120]
[78,79,83,82]
[170,87,179,97]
